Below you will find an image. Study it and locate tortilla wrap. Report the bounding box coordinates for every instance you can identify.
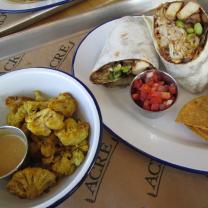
[144,1,208,93]
[90,16,159,87]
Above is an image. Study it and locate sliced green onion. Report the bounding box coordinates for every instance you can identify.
[109,71,114,80]
[176,20,185,28]
[194,23,203,35]
[121,65,131,73]
[186,27,194,34]
[113,71,122,79]
[113,64,122,72]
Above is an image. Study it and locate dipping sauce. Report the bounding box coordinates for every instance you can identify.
[0,134,26,177]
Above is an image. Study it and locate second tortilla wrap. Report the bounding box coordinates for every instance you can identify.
[90,16,159,87]
[144,1,208,93]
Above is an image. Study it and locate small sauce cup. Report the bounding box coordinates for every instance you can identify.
[0,126,28,179]
[130,69,179,119]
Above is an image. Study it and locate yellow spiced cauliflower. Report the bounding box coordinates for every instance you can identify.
[55,118,90,146]
[7,167,56,199]
[52,152,75,176]
[48,92,77,117]
[5,91,90,199]
[7,100,48,127]
[26,108,64,136]
[5,96,33,113]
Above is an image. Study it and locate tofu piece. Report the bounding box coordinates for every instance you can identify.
[177,2,200,20]
[132,61,150,75]
[165,2,184,20]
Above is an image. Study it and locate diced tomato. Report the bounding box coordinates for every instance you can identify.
[143,100,151,110]
[169,83,177,94]
[158,85,168,92]
[150,96,163,105]
[158,81,165,86]
[151,103,160,111]
[133,79,143,89]
[161,92,171,100]
[140,84,151,93]
[132,93,140,101]
[146,80,154,87]
[140,91,148,101]
[153,82,159,88]
[149,91,161,97]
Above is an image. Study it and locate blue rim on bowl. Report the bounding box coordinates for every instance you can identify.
[71,17,208,175]
[0,0,78,13]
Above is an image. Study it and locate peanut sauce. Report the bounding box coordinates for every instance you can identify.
[0,134,26,177]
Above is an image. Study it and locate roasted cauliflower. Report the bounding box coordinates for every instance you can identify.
[7,100,48,127]
[40,134,58,158]
[55,118,90,146]
[72,139,89,153]
[48,92,77,117]
[26,108,64,136]
[7,167,56,199]
[5,91,90,199]
[72,149,85,166]
[52,152,76,176]
[34,90,46,101]
[5,96,33,113]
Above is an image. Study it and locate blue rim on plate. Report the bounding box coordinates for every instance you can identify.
[71,17,208,175]
[3,67,103,208]
[0,0,78,13]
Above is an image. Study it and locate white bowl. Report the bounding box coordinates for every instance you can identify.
[0,68,102,208]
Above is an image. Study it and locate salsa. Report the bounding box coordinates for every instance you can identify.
[131,70,177,112]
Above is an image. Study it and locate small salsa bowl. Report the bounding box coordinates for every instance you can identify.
[130,69,179,118]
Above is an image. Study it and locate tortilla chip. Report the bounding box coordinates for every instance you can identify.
[176,96,208,130]
[186,125,208,141]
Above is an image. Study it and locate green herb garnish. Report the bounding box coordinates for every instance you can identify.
[186,27,194,34]
[176,20,185,28]
[194,23,203,36]
[121,65,131,73]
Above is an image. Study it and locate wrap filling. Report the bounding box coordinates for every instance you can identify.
[90,59,155,86]
[154,1,208,64]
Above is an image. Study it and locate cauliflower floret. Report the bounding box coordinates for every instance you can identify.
[42,155,54,166]
[73,139,89,153]
[7,100,48,128]
[55,118,90,146]
[34,90,46,101]
[52,152,75,176]
[48,92,77,117]
[40,134,57,158]
[26,108,64,136]
[72,149,85,166]
[7,167,56,199]
[23,100,48,113]
[7,111,25,127]
[5,96,33,113]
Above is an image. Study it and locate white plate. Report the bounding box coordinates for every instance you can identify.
[72,17,208,173]
[0,0,75,13]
